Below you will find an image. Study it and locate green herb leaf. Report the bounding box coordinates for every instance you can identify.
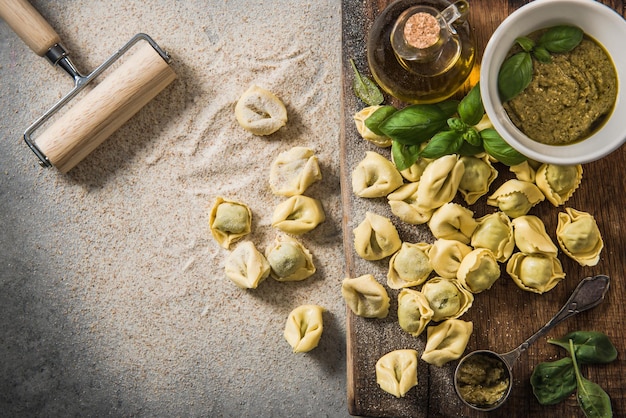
[480,128,527,166]
[530,357,577,405]
[462,127,482,147]
[350,58,384,106]
[457,82,484,126]
[436,99,461,118]
[533,45,552,63]
[516,36,536,52]
[549,331,618,364]
[539,25,584,53]
[364,105,397,136]
[570,339,613,418]
[420,130,463,159]
[447,117,467,133]
[498,51,533,102]
[391,140,421,171]
[378,104,449,145]
[457,141,483,156]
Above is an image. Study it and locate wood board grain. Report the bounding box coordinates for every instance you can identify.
[340,1,626,417]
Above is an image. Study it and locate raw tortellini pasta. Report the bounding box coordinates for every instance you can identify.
[353,106,392,147]
[428,202,477,244]
[415,154,465,212]
[421,277,473,322]
[535,164,582,206]
[269,146,322,197]
[470,212,515,263]
[375,349,419,398]
[353,212,402,261]
[428,238,472,279]
[224,241,270,289]
[271,195,325,235]
[284,305,325,353]
[556,208,603,266]
[341,274,390,318]
[397,289,433,337]
[265,235,315,281]
[456,248,500,293]
[458,155,498,205]
[209,197,252,249]
[511,215,558,256]
[392,147,431,182]
[506,252,565,294]
[235,85,287,135]
[387,242,432,289]
[422,319,473,367]
[387,182,432,225]
[352,151,403,198]
[487,179,545,218]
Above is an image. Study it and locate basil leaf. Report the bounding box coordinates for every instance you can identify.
[458,82,484,126]
[364,105,397,136]
[549,331,618,364]
[539,25,584,53]
[436,99,461,118]
[420,130,463,159]
[570,339,613,418]
[457,141,483,156]
[447,117,467,133]
[462,127,482,147]
[498,51,533,102]
[379,104,449,145]
[391,140,421,171]
[533,46,552,64]
[480,128,527,166]
[350,58,384,106]
[530,357,577,405]
[516,36,535,52]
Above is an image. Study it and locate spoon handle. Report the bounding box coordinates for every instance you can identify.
[500,274,610,368]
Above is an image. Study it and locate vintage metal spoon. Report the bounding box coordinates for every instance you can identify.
[453,274,610,411]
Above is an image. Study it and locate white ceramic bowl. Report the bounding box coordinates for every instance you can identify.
[480,0,626,165]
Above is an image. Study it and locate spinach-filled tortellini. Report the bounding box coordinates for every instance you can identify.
[375,349,419,398]
[429,238,472,279]
[470,212,515,263]
[387,242,432,289]
[397,289,434,337]
[535,164,582,206]
[421,319,473,367]
[458,155,498,205]
[387,182,433,225]
[341,274,390,319]
[511,215,558,257]
[421,277,474,322]
[506,253,565,294]
[456,248,500,293]
[556,208,603,266]
[209,196,252,249]
[284,304,325,353]
[415,154,465,212]
[224,241,271,289]
[271,195,325,235]
[353,212,402,261]
[352,151,403,198]
[428,202,477,244]
[265,235,315,281]
[353,106,392,147]
[487,179,545,218]
[269,146,322,196]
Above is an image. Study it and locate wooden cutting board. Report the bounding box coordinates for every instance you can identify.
[340,1,626,417]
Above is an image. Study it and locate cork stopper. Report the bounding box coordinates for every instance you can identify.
[403,12,440,49]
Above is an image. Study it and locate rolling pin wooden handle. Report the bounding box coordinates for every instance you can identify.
[0,0,61,56]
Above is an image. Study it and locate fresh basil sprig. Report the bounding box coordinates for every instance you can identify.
[498,25,584,102]
[530,331,616,417]
[350,58,384,106]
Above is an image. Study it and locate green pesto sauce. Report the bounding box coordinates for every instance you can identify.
[457,353,510,407]
[504,35,617,145]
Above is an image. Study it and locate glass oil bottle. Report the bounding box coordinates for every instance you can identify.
[367,0,476,104]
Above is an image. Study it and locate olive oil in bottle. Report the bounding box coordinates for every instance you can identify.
[367,0,476,104]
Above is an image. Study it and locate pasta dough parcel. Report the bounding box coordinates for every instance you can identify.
[284,305,325,353]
